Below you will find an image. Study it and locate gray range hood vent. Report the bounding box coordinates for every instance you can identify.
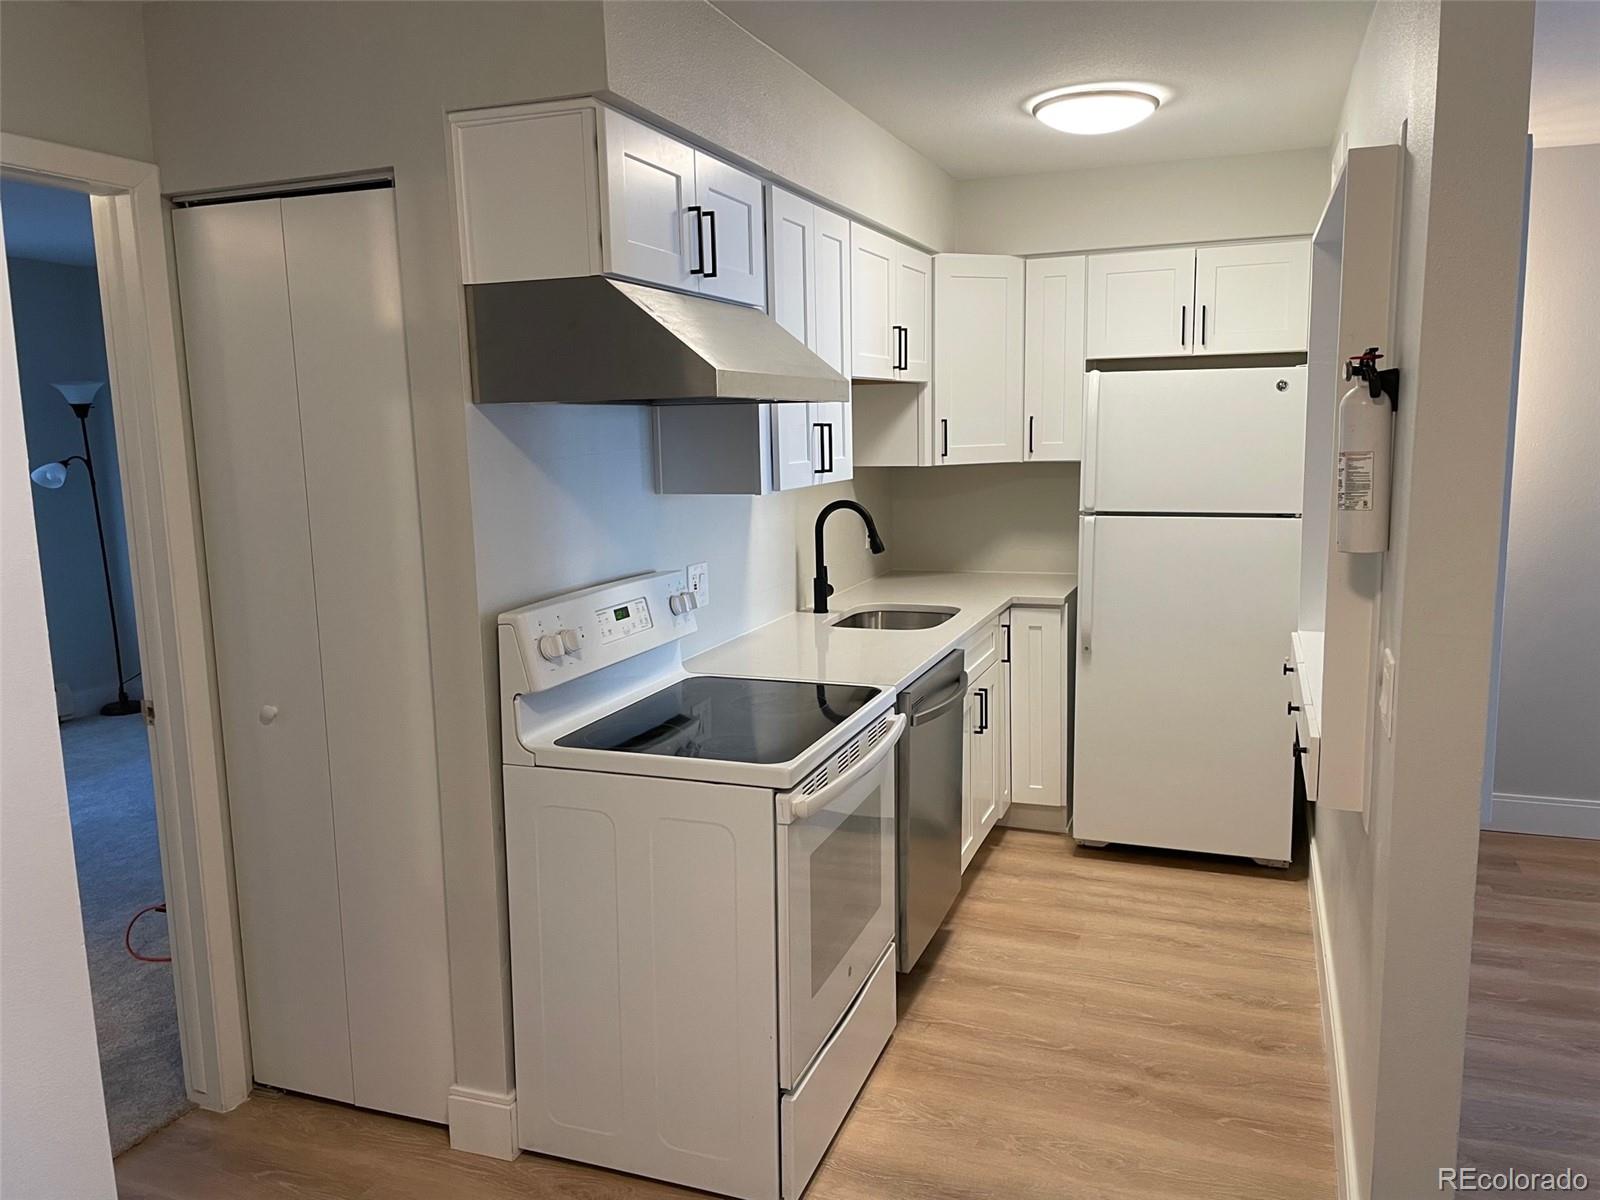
[465,276,848,405]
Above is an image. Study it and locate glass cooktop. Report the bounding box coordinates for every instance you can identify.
[555,675,882,764]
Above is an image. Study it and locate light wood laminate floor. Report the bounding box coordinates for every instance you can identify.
[116,830,1335,1200]
[1457,832,1600,1189]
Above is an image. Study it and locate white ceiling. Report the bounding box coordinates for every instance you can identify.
[712,0,1374,180]
[1532,0,1600,147]
[0,178,96,267]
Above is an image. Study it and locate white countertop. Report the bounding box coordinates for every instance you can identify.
[685,571,1077,692]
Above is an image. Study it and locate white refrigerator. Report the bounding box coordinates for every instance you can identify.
[1074,367,1305,863]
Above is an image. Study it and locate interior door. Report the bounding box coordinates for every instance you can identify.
[1086,247,1196,358]
[894,242,933,382]
[695,151,766,308]
[1023,255,1086,460]
[1083,367,1306,514]
[1194,240,1311,355]
[850,223,896,380]
[934,254,1024,464]
[812,206,852,376]
[1073,514,1298,861]
[173,198,354,1106]
[601,107,698,292]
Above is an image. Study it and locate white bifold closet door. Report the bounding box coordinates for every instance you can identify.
[174,188,452,1122]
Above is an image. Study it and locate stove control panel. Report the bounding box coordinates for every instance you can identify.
[498,570,697,694]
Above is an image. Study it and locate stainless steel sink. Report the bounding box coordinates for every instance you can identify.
[829,605,957,630]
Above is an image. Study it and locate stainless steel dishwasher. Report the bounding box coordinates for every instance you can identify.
[896,649,967,972]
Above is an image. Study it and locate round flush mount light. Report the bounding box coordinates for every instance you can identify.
[1029,86,1163,135]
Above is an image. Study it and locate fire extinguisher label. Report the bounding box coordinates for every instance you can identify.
[1338,451,1375,511]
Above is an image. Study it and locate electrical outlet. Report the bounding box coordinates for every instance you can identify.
[1378,647,1397,739]
[686,562,710,610]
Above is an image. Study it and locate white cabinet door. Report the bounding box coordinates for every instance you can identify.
[960,684,979,872]
[1086,247,1197,358]
[812,207,852,377]
[1023,255,1086,461]
[768,185,814,347]
[1193,240,1310,355]
[601,107,698,293]
[451,104,601,285]
[812,400,852,484]
[1008,606,1066,809]
[964,662,1001,863]
[993,659,1012,823]
[934,254,1024,464]
[894,242,933,383]
[771,402,819,491]
[851,223,897,380]
[696,151,766,308]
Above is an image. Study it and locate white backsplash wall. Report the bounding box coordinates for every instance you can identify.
[878,462,1080,575]
[469,403,890,657]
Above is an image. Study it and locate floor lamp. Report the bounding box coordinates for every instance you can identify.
[28,381,143,717]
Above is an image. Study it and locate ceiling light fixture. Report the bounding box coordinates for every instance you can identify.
[1031,88,1161,135]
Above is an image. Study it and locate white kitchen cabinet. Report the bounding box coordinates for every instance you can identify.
[934,254,1024,465]
[851,222,932,383]
[960,657,1008,872]
[655,401,848,494]
[1007,606,1067,810]
[960,682,980,871]
[1194,241,1311,355]
[1023,255,1086,461]
[813,207,852,378]
[1086,247,1196,358]
[452,100,765,307]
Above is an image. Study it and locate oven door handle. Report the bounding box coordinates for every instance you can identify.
[784,714,906,822]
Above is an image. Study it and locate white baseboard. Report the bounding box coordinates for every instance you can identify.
[1310,849,1363,1200]
[447,1085,519,1160]
[1485,792,1600,839]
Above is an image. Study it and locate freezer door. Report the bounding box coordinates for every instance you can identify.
[1082,367,1306,514]
[1073,515,1297,861]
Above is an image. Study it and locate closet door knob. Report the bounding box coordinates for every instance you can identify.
[259,705,279,725]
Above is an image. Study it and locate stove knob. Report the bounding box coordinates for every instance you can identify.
[670,592,690,616]
[537,633,567,663]
[560,628,581,655]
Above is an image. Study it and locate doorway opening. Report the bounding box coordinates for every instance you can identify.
[2,177,192,1151]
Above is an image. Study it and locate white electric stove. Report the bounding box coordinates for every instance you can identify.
[499,571,903,1200]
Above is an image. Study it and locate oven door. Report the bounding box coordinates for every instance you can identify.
[777,713,904,1089]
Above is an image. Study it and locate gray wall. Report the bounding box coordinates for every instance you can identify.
[6,253,141,716]
[1490,143,1600,833]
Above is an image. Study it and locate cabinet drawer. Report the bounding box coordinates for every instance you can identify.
[961,614,1005,678]
[781,943,896,1200]
[1288,658,1319,802]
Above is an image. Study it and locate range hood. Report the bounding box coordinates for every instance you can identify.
[464,276,848,405]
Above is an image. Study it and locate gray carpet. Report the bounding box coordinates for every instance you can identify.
[59,714,192,1153]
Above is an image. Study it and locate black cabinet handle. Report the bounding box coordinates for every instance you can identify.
[977,687,989,733]
[1201,304,1207,346]
[1293,742,1308,758]
[1283,661,1295,675]
[703,209,718,278]
[901,325,910,370]
[1028,415,1035,456]
[1003,624,1012,664]
[1181,304,1187,347]
[686,205,705,275]
[824,422,835,473]
[1287,702,1301,716]
[813,421,827,473]
[891,324,906,370]
[940,417,949,459]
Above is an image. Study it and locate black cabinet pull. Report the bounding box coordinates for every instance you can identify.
[1282,661,1295,675]
[1181,304,1187,347]
[940,417,949,459]
[813,422,827,473]
[977,687,989,733]
[901,325,910,370]
[891,324,905,370]
[1287,702,1301,716]
[686,205,705,275]
[703,209,718,278]
[1201,304,1207,346]
[1003,624,1012,663]
[824,422,835,473]
[1292,742,1308,758]
[1028,415,1035,456]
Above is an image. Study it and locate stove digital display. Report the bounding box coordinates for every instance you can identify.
[595,597,652,644]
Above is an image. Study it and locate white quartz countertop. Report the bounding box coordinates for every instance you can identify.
[685,571,1077,692]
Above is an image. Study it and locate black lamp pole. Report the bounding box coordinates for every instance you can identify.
[38,395,142,717]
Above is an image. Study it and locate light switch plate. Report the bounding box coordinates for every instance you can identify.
[1378,647,1397,738]
[687,561,710,609]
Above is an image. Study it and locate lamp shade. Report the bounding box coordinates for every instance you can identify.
[30,461,69,489]
[52,381,105,407]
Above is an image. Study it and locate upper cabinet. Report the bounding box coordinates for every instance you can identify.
[1193,241,1311,355]
[451,100,766,308]
[1086,240,1309,358]
[934,254,1025,464]
[1023,255,1086,462]
[851,223,931,383]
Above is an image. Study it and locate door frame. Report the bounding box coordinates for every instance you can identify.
[1,132,252,1111]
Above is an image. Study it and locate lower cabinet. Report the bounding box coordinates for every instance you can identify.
[961,654,1010,873]
[1006,606,1067,812]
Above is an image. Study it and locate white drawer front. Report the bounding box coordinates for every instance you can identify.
[962,614,1005,678]
[781,943,896,1199]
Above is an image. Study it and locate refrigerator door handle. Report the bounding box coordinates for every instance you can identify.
[1081,372,1100,510]
[1080,515,1096,653]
